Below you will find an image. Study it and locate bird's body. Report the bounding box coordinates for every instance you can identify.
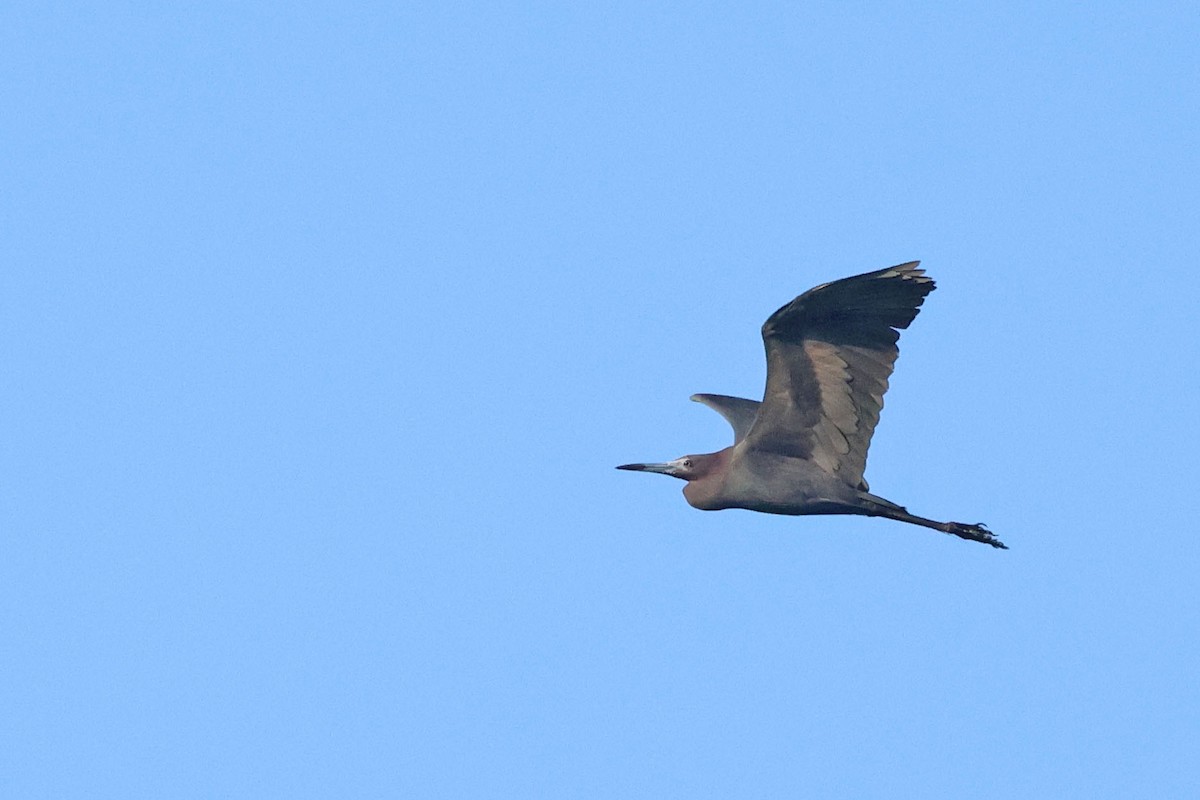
[618,262,1006,549]
[680,447,852,513]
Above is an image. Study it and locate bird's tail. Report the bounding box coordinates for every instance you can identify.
[857,491,908,514]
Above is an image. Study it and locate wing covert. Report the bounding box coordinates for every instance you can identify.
[743,262,936,490]
[691,393,761,443]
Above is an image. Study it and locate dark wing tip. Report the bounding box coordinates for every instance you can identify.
[763,261,937,342]
[885,261,935,291]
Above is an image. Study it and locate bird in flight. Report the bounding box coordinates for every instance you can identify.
[618,262,1006,549]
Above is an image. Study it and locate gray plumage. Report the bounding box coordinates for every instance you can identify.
[618,262,1006,549]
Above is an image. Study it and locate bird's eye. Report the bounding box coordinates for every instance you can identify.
[684,459,693,469]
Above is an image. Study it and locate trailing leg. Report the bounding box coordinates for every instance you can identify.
[859,494,1007,549]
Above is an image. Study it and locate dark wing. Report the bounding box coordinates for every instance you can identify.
[691,393,761,443]
[743,262,935,490]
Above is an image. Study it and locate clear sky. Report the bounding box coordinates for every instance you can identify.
[4,2,1198,797]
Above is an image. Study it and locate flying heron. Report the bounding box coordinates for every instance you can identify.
[617,262,1006,549]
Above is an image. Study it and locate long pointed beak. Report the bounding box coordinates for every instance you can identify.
[616,461,680,477]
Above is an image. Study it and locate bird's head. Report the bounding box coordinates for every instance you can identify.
[616,454,710,481]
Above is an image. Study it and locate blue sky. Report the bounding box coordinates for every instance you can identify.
[3,2,1198,797]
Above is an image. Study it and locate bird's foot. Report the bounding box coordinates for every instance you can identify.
[945,521,1008,550]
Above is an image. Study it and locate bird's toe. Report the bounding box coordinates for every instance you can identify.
[947,521,1007,549]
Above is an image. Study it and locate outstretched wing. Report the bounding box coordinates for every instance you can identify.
[691,393,761,443]
[743,262,936,490]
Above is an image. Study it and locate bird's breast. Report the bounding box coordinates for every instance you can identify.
[682,477,730,511]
